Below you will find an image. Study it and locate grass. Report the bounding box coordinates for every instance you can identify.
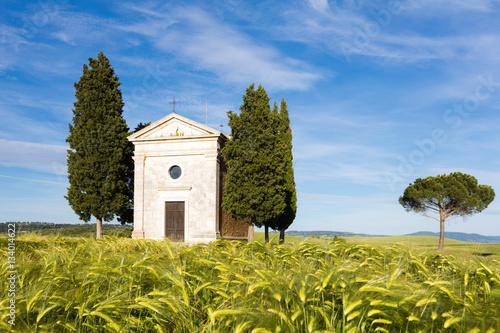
[344,236,500,262]
[256,232,500,261]
[1,233,499,332]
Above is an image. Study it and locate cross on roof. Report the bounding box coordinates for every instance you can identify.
[169,97,179,113]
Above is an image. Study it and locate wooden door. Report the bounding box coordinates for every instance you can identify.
[165,201,185,241]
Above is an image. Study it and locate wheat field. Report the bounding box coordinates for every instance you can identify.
[1,234,499,332]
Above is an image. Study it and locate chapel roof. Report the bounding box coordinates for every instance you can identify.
[128,112,226,142]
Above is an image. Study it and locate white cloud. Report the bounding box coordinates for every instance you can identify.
[52,31,75,45]
[307,0,330,12]
[0,174,65,185]
[277,1,500,64]
[293,147,398,187]
[115,14,177,37]
[299,192,393,204]
[402,0,498,13]
[117,6,323,91]
[296,161,395,187]
[49,11,115,46]
[0,23,32,53]
[427,168,500,186]
[0,139,68,175]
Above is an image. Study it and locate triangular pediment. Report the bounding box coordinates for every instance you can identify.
[129,113,222,141]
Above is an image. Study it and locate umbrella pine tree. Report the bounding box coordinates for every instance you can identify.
[399,172,494,250]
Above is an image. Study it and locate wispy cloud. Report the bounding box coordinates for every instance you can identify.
[402,0,499,13]
[296,160,396,187]
[428,168,500,185]
[0,139,67,174]
[299,191,393,204]
[293,141,397,187]
[307,0,330,12]
[278,0,500,64]
[49,11,116,46]
[116,5,323,91]
[0,95,70,144]
[0,174,65,185]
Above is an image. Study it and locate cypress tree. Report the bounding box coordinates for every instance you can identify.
[116,122,152,226]
[271,99,297,243]
[222,84,286,242]
[66,51,133,238]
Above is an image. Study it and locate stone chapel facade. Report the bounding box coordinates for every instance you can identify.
[128,112,248,244]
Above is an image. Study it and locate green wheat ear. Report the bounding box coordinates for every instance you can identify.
[0,234,498,332]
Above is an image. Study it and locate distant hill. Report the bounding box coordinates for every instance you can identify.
[405,231,500,244]
[286,230,386,238]
[3,223,499,243]
[286,230,500,243]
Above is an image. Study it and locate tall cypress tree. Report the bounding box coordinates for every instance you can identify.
[117,122,152,225]
[222,84,286,242]
[270,99,297,243]
[66,51,133,238]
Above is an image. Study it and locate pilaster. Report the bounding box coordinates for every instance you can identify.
[132,154,146,238]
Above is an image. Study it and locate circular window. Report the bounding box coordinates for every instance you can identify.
[169,165,182,180]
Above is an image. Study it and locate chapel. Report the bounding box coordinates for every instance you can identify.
[128,112,248,244]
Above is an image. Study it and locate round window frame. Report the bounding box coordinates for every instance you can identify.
[169,165,182,180]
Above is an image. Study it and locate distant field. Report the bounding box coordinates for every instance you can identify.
[7,224,500,261]
[344,235,500,262]
[255,232,500,263]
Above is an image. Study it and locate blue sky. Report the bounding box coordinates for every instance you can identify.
[1,0,500,236]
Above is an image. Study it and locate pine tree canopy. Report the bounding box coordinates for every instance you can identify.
[66,52,133,232]
[399,172,494,217]
[399,172,494,249]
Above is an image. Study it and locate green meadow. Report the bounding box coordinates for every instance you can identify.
[257,234,500,262]
[1,232,499,332]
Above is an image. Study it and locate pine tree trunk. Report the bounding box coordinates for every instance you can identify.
[96,217,103,239]
[438,212,445,251]
[279,229,285,244]
[265,225,269,243]
[248,224,254,242]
